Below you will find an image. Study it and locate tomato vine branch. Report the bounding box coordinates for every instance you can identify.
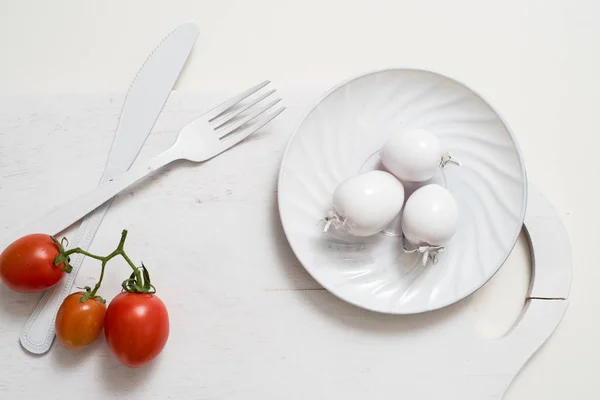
[52,229,156,303]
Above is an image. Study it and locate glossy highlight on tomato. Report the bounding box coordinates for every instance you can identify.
[0,234,66,292]
[55,292,107,349]
[104,292,169,368]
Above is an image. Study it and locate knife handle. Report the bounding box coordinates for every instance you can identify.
[1,148,178,251]
[19,200,114,354]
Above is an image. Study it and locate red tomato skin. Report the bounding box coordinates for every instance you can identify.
[55,292,107,349]
[0,234,65,293]
[104,292,169,368]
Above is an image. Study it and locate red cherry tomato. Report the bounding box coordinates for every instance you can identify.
[0,234,66,292]
[104,292,169,368]
[55,292,107,350]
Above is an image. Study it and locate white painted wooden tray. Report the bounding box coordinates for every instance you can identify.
[0,93,571,400]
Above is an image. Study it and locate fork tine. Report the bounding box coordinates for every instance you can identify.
[212,88,276,129]
[242,106,285,138]
[217,98,281,139]
[206,80,270,121]
[218,107,285,151]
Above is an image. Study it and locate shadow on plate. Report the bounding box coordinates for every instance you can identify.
[269,187,471,336]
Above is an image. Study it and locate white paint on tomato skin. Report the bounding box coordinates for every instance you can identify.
[401,183,458,247]
[324,170,405,237]
[381,127,461,183]
[401,183,458,265]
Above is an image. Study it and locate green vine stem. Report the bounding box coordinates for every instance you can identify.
[52,229,156,303]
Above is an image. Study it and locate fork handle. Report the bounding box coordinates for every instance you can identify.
[1,148,178,250]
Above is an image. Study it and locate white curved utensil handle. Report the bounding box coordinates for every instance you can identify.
[20,201,114,353]
[1,149,176,249]
[493,184,572,398]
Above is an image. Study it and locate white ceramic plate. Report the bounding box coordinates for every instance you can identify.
[278,68,527,314]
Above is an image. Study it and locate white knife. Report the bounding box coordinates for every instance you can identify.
[19,22,200,354]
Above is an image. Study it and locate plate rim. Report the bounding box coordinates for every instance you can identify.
[277,66,529,314]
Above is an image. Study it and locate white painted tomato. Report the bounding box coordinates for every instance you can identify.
[325,170,405,237]
[380,127,460,182]
[401,183,458,247]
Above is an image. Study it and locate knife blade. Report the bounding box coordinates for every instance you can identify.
[19,22,199,354]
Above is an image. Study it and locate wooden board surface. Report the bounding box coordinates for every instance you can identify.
[0,93,570,399]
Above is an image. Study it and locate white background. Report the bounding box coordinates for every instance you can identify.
[0,0,597,398]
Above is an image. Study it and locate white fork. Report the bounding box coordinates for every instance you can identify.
[1,81,284,244]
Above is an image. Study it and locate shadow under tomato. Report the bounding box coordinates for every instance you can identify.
[50,336,103,368]
[0,284,41,318]
[99,348,160,393]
